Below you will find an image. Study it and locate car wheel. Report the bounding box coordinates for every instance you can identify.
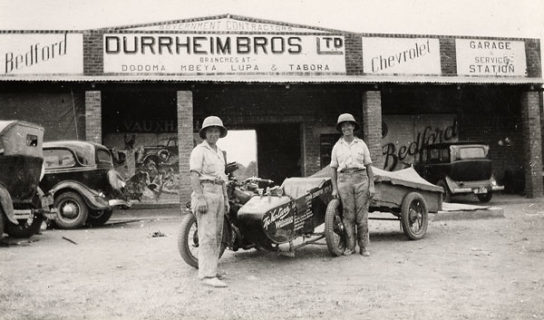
[477,192,493,203]
[54,192,89,229]
[177,213,228,269]
[87,209,114,227]
[4,211,43,238]
[437,180,451,203]
[400,192,429,240]
[324,198,347,256]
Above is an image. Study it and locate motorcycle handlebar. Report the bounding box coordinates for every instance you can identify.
[243,177,274,185]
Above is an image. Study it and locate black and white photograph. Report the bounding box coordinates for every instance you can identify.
[1,0,543,319]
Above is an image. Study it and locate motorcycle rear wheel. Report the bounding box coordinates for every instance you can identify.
[177,213,228,269]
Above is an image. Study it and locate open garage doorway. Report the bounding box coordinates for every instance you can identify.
[256,123,301,185]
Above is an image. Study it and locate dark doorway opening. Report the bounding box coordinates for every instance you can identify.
[256,123,301,184]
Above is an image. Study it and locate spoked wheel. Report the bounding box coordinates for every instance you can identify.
[325,199,347,256]
[87,209,114,227]
[400,192,429,240]
[177,213,228,269]
[54,192,88,229]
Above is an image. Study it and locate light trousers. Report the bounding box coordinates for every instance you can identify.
[337,171,370,252]
[191,183,225,279]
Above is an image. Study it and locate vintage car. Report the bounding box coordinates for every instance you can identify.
[414,142,504,203]
[40,140,131,229]
[0,120,56,238]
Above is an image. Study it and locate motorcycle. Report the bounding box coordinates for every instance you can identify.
[177,163,278,268]
[177,162,348,268]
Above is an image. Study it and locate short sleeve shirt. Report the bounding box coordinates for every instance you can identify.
[189,141,227,182]
[330,137,372,172]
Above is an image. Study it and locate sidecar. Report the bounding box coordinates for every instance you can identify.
[237,165,443,256]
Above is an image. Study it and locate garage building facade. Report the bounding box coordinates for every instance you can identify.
[1,14,542,204]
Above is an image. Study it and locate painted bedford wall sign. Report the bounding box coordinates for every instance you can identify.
[103,34,346,74]
[456,39,527,76]
[362,37,441,75]
[0,33,83,75]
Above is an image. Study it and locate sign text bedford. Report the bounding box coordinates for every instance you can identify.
[4,33,68,74]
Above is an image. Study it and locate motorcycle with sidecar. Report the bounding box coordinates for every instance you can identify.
[178,163,443,268]
[0,121,57,238]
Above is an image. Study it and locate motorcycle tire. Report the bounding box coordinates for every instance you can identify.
[324,198,346,257]
[177,213,228,269]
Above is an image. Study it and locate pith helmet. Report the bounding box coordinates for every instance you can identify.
[199,116,227,139]
[336,113,359,131]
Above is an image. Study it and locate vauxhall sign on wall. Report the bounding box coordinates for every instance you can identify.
[103,33,347,74]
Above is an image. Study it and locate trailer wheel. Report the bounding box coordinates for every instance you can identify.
[177,213,228,269]
[325,199,346,256]
[400,192,429,240]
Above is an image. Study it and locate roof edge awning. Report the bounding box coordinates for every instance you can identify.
[0,74,542,85]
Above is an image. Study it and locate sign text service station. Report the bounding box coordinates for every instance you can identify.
[103,34,346,74]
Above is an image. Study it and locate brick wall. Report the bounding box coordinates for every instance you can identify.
[362,90,384,168]
[177,91,194,203]
[84,31,104,75]
[85,90,102,143]
[521,90,543,198]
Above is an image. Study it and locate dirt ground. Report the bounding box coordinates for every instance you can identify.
[1,200,544,320]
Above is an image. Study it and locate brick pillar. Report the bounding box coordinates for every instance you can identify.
[177,91,194,204]
[302,122,321,175]
[521,90,543,198]
[362,90,383,169]
[85,90,102,143]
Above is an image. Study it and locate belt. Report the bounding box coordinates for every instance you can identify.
[340,168,366,174]
[200,179,224,185]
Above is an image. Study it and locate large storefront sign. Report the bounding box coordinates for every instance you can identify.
[362,37,441,75]
[456,39,527,76]
[103,34,346,74]
[0,33,83,75]
[381,114,458,171]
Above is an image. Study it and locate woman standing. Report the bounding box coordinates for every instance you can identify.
[189,116,230,288]
[330,113,375,257]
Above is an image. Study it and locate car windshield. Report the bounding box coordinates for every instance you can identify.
[458,147,486,160]
[96,148,113,165]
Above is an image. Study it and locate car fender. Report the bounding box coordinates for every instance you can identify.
[0,184,18,225]
[49,181,110,211]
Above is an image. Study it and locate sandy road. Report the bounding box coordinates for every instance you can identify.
[1,202,544,320]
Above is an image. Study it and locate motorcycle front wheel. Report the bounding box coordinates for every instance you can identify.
[177,213,228,269]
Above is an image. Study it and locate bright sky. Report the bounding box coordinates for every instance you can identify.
[0,0,542,39]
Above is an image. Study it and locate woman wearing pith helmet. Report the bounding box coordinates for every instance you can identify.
[330,113,375,257]
[189,116,230,288]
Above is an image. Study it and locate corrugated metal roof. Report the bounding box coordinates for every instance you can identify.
[0,74,542,85]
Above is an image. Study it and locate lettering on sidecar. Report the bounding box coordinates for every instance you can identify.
[263,202,294,230]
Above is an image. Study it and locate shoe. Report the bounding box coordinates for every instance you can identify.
[201,277,228,288]
[343,249,354,256]
[360,248,370,257]
[216,270,227,280]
